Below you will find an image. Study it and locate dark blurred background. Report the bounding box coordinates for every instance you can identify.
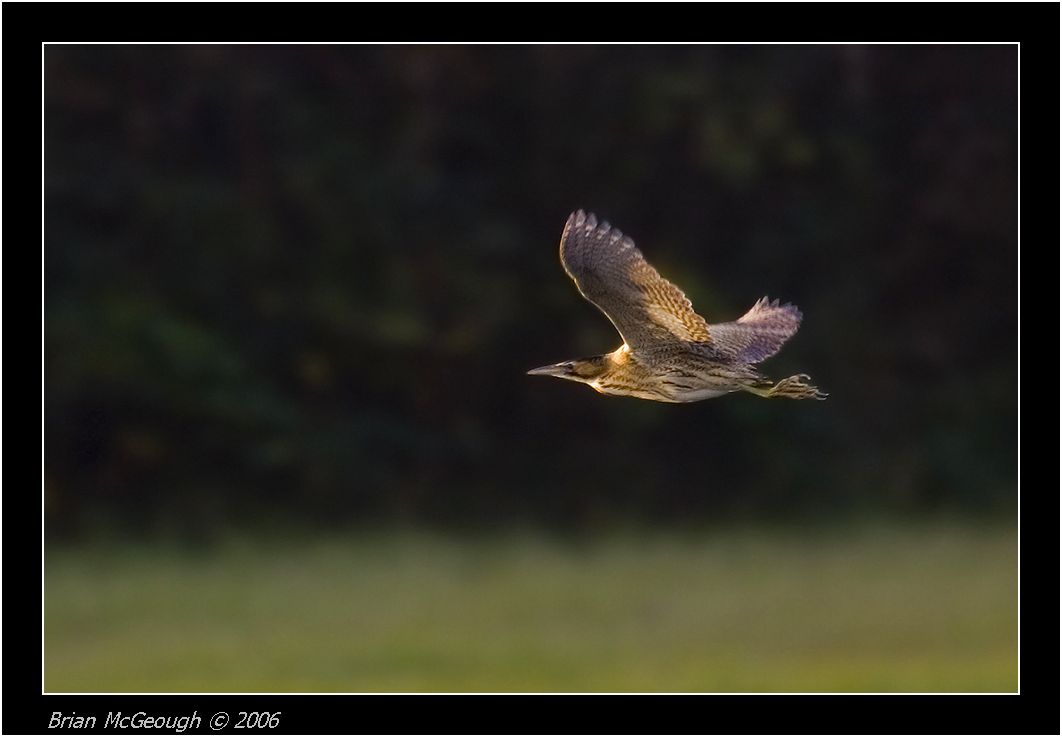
[44,45,1017,539]
[42,44,1019,694]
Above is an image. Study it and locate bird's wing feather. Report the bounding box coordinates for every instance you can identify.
[559,210,712,350]
[708,297,802,364]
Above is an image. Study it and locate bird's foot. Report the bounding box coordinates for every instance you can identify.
[768,374,828,400]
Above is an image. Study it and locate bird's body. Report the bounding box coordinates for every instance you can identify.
[528,210,826,403]
[580,342,762,403]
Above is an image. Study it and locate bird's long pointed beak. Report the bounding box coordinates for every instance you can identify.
[527,362,567,377]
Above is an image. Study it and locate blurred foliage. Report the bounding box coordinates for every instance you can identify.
[43,46,1017,536]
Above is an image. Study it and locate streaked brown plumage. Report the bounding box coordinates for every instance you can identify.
[528,210,826,403]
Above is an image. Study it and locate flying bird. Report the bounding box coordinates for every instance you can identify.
[528,210,826,403]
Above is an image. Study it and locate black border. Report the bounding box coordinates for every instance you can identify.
[15,2,1058,734]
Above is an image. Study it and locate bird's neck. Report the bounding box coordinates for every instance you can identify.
[607,343,632,368]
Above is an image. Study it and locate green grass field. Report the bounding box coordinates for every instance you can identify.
[44,522,1017,692]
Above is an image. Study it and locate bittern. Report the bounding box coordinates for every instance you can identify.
[528,210,826,403]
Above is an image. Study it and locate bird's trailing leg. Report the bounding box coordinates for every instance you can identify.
[743,374,827,400]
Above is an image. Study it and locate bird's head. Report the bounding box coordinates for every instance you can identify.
[527,355,609,385]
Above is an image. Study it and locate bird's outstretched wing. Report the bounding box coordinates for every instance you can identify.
[559,210,712,351]
[708,297,802,364]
